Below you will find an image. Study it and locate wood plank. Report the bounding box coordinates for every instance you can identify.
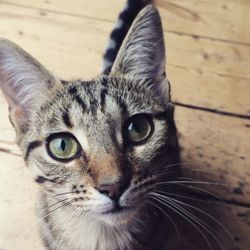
[0,152,43,250]
[175,107,250,204]
[166,32,250,81]
[157,0,250,45]
[0,3,249,115]
[169,66,250,116]
[2,0,250,44]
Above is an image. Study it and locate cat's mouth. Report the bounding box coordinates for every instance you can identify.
[101,202,131,215]
[97,202,137,225]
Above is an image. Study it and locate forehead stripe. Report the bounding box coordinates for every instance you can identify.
[83,85,98,115]
[24,140,42,161]
[62,110,74,128]
[100,88,108,112]
[68,86,77,95]
[35,175,51,184]
[75,95,87,112]
[68,86,87,112]
[117,97,128,115]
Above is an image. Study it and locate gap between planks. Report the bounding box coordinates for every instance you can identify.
[173,102,250,120]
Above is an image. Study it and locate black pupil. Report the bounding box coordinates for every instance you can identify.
[129,122,142,134]
[124,115,153,144]
[61,140,66,151]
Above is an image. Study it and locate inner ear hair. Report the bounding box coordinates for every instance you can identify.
[0,38,60,132]
[110,5,166,83]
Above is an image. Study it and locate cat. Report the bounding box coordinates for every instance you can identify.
[0,0,180,249]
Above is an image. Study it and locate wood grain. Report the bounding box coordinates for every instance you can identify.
[175,107,250,204]
[157,0,250,45]
[2,0,250,44]
[0,152,42,250]
[0,2,249,115]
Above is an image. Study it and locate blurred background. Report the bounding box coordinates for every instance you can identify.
[0,0,249,249]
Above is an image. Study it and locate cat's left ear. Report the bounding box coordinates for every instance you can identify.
[110,5,169,98]
[0,39,60,133]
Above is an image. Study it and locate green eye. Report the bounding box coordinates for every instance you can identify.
[124,114,154,144]
[47,133,79,161]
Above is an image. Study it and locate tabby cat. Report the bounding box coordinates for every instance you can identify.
[0,1,180,249]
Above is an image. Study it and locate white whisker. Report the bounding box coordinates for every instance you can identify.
[149,194,213,250]
[146,199,180,237]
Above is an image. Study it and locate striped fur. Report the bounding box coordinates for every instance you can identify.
[0,3,180,250]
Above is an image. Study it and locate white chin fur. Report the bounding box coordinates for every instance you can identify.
[94,208,135,226]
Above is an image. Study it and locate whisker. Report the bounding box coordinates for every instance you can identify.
[152,163,208,175]
[152,192,229,236]
[47,198,71,210]
[149,195,212,250]
[152,165,227,180]
[48,192,73,198]
[162,196,226,250]
[151,193,226,250]
[156,180,229,186]
[177,176,229,186]
[166,196,234,241]
[55,209,80,250]
[180,184,225,202]
[15,198,76,241]
[152,162,189,173]
[155,189,215,204]
[47,199,77,217]
[146,199,180,238]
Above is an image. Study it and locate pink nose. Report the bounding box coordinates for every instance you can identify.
[98,179,129,201]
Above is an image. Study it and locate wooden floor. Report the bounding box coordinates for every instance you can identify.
[0,0,249,249]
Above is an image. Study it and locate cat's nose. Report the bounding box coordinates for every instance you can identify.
[98,179,129,201]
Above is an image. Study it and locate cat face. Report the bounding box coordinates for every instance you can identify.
[26,75,178,224]
[0,5,179,225]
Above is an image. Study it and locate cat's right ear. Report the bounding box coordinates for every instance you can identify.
[110,5,169,99]
[0,39,60,133]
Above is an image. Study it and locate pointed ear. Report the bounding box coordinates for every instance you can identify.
[0,38,60,133]
[110,5,169,97]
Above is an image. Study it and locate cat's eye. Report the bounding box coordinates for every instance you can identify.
[46,133,80,161]
[124,114,154,145]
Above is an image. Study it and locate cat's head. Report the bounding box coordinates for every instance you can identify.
[0,6,179,225]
